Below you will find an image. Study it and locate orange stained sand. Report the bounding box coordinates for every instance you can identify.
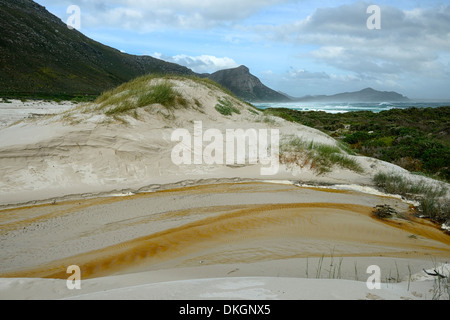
[1,200,449,280]
[0,183,253,231]
[0,182,349,233]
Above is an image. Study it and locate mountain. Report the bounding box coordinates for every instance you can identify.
[208,66,290,102]
[293,88,409,102]
[0,0,287,103]
[0,0,197,98]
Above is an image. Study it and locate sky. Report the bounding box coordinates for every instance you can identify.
[34,0,450,100]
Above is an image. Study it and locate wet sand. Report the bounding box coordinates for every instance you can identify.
[1,182,448,281]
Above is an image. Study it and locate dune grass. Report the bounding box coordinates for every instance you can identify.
[93,74,248,119]
[215,97,241,116]
[373,172,448,198]
[280,136,364,174]
[373,172,449,223]
[95,76,188,117]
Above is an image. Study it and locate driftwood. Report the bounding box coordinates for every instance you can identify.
[372,204,398,219]
[423,269,447,279]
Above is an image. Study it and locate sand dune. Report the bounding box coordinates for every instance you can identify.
[0,77,449,300]
[0,77,410,207]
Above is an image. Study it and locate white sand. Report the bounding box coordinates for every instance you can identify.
[1,259,449,300]
[0,99,74,129]
[0,78,449,300]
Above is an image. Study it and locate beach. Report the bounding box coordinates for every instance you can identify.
[1,181,449,300]
[0,78,449,300]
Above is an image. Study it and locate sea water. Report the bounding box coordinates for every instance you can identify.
[253,101,450,114]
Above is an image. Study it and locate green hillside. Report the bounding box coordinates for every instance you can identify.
[0,0,195,99]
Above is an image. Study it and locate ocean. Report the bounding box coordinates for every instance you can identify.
[253,101,450,114]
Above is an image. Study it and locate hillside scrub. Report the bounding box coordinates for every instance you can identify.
[374,172,449,224]
[264,107,450,182]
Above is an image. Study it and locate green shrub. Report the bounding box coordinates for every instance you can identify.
[343,131,371,145]
[263,106,450,182]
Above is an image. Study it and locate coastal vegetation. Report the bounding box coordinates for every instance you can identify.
[373,172,449,224]
[0,93,97,103]
[264,106,450,182]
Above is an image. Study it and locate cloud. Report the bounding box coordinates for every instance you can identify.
[43,0,289,30]
[153,53,239,73]
[285,67,329,80]
[253,2,450,79]
[36,0,450,98]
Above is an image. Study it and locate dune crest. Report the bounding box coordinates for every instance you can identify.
[0,75,399,208]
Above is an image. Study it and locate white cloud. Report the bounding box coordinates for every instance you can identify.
[153,53,239,73]
[43,0,289,30]
[286,67,329,80]
[252,2,450,80]
[36,0,450,98]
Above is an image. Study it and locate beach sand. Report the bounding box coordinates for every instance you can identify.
[0,79,449,300]
[1,182,449,300]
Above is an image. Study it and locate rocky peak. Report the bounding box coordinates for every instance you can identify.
[208,66,290,102]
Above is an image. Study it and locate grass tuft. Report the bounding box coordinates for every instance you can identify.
[215,97,241,116]
[136,82,177,108]
[95,76,188,117]
[280,136,364,174]
[373,172,449,223]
